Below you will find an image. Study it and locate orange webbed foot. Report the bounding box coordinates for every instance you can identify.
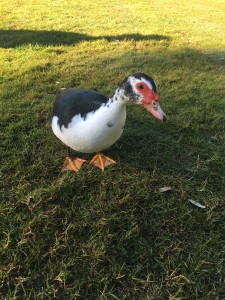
[89,153,116,171]
[61,157,86,172]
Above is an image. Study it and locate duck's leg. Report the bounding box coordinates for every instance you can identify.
[89,153,116,171]
[61,147,86,172]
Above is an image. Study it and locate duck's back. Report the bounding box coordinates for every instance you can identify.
[52,88,109,129]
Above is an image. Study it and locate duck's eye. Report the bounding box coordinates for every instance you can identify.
[138,84,144,90]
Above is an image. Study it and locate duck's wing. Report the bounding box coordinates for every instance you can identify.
[52,88,109,129]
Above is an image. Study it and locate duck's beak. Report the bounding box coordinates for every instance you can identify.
[141,93,167,122]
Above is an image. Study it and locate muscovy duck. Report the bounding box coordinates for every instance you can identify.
[52,73,166,171]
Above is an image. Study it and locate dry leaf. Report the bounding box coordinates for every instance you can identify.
[211,136,218,141]
[159,187,172,192]
[189,199,206,209]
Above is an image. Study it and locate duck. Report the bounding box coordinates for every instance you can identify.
[51,73,166,172]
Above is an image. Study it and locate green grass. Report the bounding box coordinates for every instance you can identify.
[0,0,225,299]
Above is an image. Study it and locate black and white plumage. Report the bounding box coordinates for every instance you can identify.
[51,73,166,170]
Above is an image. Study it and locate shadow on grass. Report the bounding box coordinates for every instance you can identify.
[1,45,223,189]
[0,29,170,48]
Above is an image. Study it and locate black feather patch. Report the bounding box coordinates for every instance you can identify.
[52,88,109,129]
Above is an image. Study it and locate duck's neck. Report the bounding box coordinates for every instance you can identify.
[103,88,126,119]
[108,87,129,105]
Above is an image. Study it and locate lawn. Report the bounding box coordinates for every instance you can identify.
[0,0,225,299]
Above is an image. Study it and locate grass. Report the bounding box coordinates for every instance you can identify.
[0,0,225,299]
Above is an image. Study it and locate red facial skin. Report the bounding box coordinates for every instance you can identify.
[136,82,158,103]
[135,82,165,121]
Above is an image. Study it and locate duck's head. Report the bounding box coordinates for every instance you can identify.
[117,73,167,122]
